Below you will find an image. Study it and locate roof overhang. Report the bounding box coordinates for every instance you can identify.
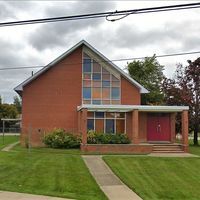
[14,40,148,94]
[77,104,189,112]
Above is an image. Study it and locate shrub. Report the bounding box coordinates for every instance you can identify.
[43,129,81,149]
[87,130,130,144]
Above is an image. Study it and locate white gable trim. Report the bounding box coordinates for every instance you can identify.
[14,40,148,93]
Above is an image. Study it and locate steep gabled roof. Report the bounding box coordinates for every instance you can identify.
[14,40,148,93]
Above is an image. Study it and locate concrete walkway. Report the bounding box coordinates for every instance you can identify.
[82,155,142,200]
[148,153,199,157]
[0,191,73,200]
[1,141,20,152]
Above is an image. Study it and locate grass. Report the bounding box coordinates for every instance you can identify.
[189,144,200,156]
[13,144,82,155]
[0,135,19,150]
[0,148,107,200]
[103,152,200,200]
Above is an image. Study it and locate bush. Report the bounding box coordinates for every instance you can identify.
[43,129,81,149]
[87,130,130,144]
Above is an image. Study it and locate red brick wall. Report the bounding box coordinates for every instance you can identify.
[21,46,142,146]
[81,144,153,154]
[121,76,141,105]
[21,47,82,146]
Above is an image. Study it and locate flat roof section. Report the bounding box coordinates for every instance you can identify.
[77,104,189,112]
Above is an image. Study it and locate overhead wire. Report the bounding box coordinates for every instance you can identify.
[0,50,200,71]
[0,2,199,27]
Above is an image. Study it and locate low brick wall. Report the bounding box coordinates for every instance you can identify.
[81,143,153,154]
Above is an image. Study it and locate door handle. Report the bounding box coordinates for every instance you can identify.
[157,124,161,133]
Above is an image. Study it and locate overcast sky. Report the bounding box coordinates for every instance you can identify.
[0,1,199,103]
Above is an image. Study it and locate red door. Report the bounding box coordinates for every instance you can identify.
[147,113,171,141]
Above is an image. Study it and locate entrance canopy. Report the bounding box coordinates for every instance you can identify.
[77,105,189,112]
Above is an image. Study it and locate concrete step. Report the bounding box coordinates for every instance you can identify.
[153,146,181,148]
[153,144,183,153]
[153,150,184,153]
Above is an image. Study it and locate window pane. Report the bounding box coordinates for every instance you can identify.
[93,62,101,73]
[87,119,94,130]
[102,74,110,80]
[92,88,101,99]
[106,112,115,118]
[111,100,120,105]
[112,81,120,87]
[93,73,101,80]
[93,81,101,87]
[83,80,91,87]
[116,113,125,118]
[83,100,91,104]
[83,88,91,99]
[106,119,114,133]
[83,53,90,59]
[102,81,110,87]
[83,59,91,72]
[92,100,101,105]
[102,88,110,99]
[102,67,110,74]
[112,75,119,81]
[95,119,104,133]
[83,73,91,80]
[111,88,120,99]
[95,112,104,118]
[88,112,94,118]
[116,119,125,133]
[102,100,110,104]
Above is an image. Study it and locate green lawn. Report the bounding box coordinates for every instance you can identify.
[0,150,107,200]
[104,148,200,200]
[13,144,81,155]
[189,144,200,156]
[0,135,19,149]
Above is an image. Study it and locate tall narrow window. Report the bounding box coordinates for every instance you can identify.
[82,53,120,104]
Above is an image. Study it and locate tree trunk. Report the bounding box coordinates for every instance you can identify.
[193,125,199,145]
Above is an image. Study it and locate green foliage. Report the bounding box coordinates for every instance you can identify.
[13,95,22,114]
[43,129,81,149]
[87,131,130,144]
[127,55,165,105]
[0,103,18,119]
[163,58,200,145]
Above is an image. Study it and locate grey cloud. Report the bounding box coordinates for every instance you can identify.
[91,19,200,54]
[28,1,115,50]
[0,38,43,103]
[0,1,36,20]
[0,2,16,19]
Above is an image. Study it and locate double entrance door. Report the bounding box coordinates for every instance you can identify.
[147,113,171,142]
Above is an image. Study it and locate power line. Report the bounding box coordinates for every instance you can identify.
[0,2,200,27]
[0,50,200,71]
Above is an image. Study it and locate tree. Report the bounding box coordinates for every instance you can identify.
[0,96,2,104]
[13,95,22,114]
[127,55,165,105]
[163,58,200,145]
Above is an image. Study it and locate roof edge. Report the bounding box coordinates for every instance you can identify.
[14,40,148,93]
[77,104,189,112]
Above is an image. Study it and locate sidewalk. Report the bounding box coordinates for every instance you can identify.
[82,155,142,200]
[1,141,20,152]
[148,153,199,157]
[0,191,73,200]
